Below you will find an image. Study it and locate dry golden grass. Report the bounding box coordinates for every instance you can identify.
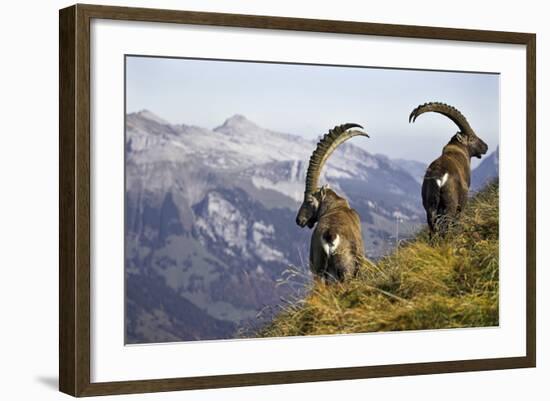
[258,181,499,338]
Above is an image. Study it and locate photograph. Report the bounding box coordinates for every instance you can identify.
[124,55,500,344]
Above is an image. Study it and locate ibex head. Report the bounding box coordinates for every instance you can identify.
[409,102,488,159]
[296,123,369,229]
[296,185,326,229]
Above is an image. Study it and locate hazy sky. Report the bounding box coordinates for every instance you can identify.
[126,56,499,165]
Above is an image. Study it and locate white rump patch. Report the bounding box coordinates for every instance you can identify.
[321,234,340,255]
[436,172,449,188]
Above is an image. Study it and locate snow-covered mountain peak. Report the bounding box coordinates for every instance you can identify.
[225,113,248,123]
[133,109,170,125]
[214,114,261,133]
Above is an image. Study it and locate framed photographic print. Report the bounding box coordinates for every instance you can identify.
[59,4,536,397]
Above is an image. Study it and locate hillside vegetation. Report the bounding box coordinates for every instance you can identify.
[258,182,499,337]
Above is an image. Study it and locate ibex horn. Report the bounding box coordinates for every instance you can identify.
[409,102,474,135]
[305,123,368,194]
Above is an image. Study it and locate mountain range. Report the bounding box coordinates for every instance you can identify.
[124,110,498,343]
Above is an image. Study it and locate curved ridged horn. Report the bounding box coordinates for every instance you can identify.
[409,102,473,135]
[305,123,368,194]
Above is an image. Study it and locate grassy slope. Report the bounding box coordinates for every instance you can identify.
[259,182,499,337]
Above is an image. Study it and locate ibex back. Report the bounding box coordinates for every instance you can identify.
[410,102,488,234]
[308,187,364,281]
[296,124,369,282]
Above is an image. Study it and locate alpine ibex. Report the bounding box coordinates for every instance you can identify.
[296,124,369,282]
[409,102,488,234]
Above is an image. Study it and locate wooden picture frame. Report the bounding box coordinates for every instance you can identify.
[59,3,536,397]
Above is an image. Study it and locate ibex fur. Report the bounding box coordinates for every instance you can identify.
[409,102,488,235]
[296,124,369,282]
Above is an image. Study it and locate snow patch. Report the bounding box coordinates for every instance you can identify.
[252,221,286,262]
[392,210,410,221]
[195,193,249,254]
[251,177,303,202]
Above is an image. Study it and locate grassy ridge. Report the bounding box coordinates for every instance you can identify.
[258,182,499,337]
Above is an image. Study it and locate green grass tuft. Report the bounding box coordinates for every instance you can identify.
[257,181,499,338]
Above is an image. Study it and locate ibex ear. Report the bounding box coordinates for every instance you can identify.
[456,132,467,144]
[319,185,328,199]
